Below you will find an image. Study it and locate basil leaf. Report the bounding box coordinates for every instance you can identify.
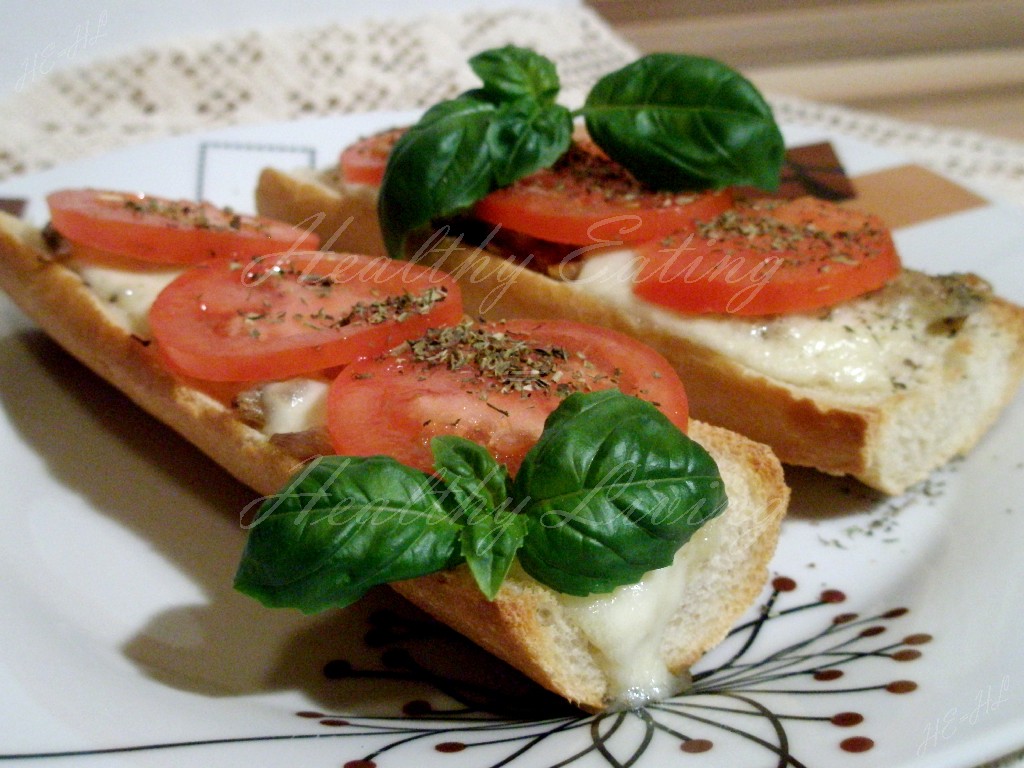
[432,435,512,519]
[431,436,525,599]
[514,390,727,596]
[460,505,528,601]
[234,455,462,613]
[487,100,572,188]
[583,53,785,191]
[469,45,561,105]
[378,95,497,258]
[378,47,572,258]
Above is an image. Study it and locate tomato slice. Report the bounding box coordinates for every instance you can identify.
[338,128,405,186]
[47,189,320,265]
[471,143,733,247]
[149,250,463,381]
[633,197,902,316]
[337,133,731,248]
[327,319,689,474]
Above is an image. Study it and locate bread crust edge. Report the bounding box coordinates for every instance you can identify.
[253,166,1024,494]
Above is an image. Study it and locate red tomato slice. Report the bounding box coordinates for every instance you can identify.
[633,197,902,316]
[149,251,463,381]
[47,189,320,265]
[338,128,405,186]
[471,143,733,247]
[337,133,731,248]
[327,319,688,474]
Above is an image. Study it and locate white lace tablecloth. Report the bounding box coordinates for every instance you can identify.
[2,4,1023,209]
[1,5,1021,766]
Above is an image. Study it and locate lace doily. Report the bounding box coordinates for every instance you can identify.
[2,3,1022,210]
[0,6,634,181]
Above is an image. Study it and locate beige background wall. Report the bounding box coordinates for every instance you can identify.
[587,0,1024,141]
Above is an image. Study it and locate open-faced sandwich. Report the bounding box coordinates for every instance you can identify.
[0,186,788,711]
[256,46,1024,495]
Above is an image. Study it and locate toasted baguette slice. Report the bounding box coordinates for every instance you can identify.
[256,166,1024,494]
[392,421,785,709]
[0,211,787,711]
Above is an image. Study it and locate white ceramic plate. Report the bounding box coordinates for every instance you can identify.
[1,113,1022,768]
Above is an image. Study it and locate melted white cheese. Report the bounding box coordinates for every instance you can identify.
[557,563,687,705]
[574,250,940,394]
[258,379,330,435]
[555,516,723,707]
[73,262,329,434]
[72,261,181,338]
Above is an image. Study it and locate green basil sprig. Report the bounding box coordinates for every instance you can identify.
[233,455,464,613]
[432,435,526,600]
[378,46,784,258]
[234,391,727,612]
[583,53,784,192]
[513,389,727,596]
[379,46,573,259]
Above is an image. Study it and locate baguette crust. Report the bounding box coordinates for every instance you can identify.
[0,210,788,711]
[257,167,385,259]
[255,166,1024,494]
[0,214,299,497]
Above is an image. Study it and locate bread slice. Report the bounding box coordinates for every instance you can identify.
[255,166,1024,494]
[0,210,788,711]
[393,420,785,709]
